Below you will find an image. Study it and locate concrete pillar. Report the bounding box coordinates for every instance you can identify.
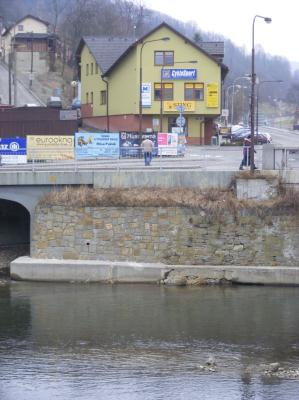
[262,144,275,170]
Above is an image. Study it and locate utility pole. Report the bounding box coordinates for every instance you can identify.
[8,52,12,105]
[0,16,3,60]
[29,31,33,89]
[12,37,17,106]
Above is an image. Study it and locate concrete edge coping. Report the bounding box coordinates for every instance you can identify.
[10,257,299,286]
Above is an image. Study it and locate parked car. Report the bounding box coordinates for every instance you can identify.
[230,129,251,143]
[47,96,62,108]
[231,129,270,145]
[71,98,81,109]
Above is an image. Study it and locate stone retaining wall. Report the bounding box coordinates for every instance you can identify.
[32,206,299,266]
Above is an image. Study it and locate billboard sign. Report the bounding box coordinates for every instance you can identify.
[161,69,197,80]
[120,132,157,157]
[75,132,119,158]
[158,132,178,156]
[27,135,74,161]
[0,137,27,164]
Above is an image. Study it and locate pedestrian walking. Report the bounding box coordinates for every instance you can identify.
[239,137,257,170]
[141,137,154,166]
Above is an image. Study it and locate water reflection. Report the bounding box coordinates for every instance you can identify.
[0,283,298,400]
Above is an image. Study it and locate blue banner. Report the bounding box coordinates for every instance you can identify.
[75,132,119,158]
[161,68,197,80]
[0,137,27,164]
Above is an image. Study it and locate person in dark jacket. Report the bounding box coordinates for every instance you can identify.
[239,138,257,170]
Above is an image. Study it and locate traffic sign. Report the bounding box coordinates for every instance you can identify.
[176,105,185,113]
[176,115,186,127]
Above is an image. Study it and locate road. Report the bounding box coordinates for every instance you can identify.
[0,126,298,172]
[263,126,299,147]
[0,62,43,106]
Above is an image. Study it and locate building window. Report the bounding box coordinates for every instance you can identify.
[86,92,89,103]
[154,51,174,66]
[18,24,24,31]
[86,64,89,76]
[154,83,173,100]
[95,64,99,74]
[184,83,204,101]
[91,63,94,75]
[100,90,107,105]
[91,92,94,104]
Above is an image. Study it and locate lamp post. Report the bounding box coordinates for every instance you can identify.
[231,76,250,125]
[29,31,34,89]
[256,79,283,133]
[250,14,272,172]
[139,37,170,134]
[160,60,197,132]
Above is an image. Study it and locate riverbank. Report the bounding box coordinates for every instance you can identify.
[10,257,299,285]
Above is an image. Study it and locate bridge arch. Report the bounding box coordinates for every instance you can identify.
[0,198,31,273]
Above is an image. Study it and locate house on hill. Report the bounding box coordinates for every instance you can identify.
[1,14,57,74]
[76,22,228,144]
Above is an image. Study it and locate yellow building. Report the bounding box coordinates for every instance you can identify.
[1,14,50,64]
[76,22,228,144]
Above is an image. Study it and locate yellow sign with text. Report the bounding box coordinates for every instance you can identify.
[206,83,219,108]
[164,101,195,112]
[27,135,74,161]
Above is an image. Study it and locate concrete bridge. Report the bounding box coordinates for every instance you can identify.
[0,168,298,259]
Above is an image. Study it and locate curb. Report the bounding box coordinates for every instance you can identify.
[10,257,299,286]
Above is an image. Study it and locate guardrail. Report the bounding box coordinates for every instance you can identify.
[262,145,299,170]
[0,145,264,172]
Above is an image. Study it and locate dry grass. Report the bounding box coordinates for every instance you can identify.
[39,185,299,218]
[40,186,242,210]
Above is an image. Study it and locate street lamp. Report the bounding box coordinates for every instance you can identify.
[160,60,197,132]
[256,79,283,133]
[231,76,250,125]
[250,14,272,172]
[139,36,170,134]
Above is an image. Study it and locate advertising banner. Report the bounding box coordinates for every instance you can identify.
[164,101,195,112]
[0,137,27,164]
[161,69,197,80]
[158,132,178,156]
[206,83,219,108]
[141,82,152,107]
[120,132,157,157]
[75,132,119,158]
[27,135,74,161]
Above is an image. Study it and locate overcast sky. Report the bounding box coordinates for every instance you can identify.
[144,0,298,64]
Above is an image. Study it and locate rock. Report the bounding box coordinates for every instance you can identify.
[163,272,187,286]
[268,362,280,373]
[206,356,216,366]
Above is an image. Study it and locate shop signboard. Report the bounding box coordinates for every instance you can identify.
[0,137,27,164]
[164,101,195,112]
[158,132,178,156]
[27,135,74,161]
[206,83,219,108]
[161,69,197,80]
[75,132,119,158]
[141,82,152,107]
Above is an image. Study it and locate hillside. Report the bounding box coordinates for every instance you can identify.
[1,0,294,104]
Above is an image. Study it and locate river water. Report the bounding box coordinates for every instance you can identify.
[1,282,299,400]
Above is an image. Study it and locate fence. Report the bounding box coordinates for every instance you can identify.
[0,145,263,172]
[262,145,299,170]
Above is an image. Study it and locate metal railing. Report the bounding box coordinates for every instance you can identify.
[273,147,299,170]
[0,145,263,172]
